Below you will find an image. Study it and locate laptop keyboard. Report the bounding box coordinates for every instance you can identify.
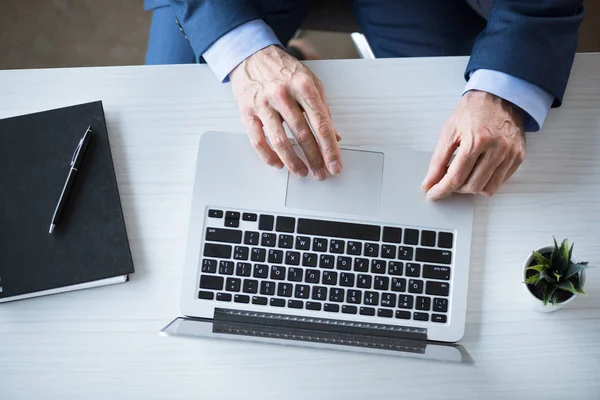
[198,208,454,324]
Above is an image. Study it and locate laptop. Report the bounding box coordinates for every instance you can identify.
[162,131,474,360]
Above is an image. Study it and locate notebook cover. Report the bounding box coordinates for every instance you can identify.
[0,101,134,299]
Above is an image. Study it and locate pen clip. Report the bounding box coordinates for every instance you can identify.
[71,139,83,167]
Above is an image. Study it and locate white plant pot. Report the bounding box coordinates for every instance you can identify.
[523,245,587,313]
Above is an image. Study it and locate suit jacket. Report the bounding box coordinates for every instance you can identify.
[166,0,584,106]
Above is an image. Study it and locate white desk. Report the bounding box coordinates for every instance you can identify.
[1,54,599,400]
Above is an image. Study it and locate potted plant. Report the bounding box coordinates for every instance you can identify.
[523,238,593,312]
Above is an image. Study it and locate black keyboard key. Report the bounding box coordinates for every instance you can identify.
[364,291,379,306]
[295,236,310,250]
[340,272,355,287]
[268,249,284,264]
[297,218,381,241]
[277,282,293,297]
[432,314,447,323]
[270,298,285,307]
[329,288,345,302]
[426,281,450,296]
[416,248,452,265]
[242,212,257,221]
[205,228,242,244]
[378,309,393,318]
[271,265,286,280]
[396,310,411,319]
[306,302,322,311]
[226,211,240,220]
[260,280,276,295]
[324,303,340,313]
[416,296,431,311]
[243,279,258,294]
[251,248,266,262]
[346,289,362,304]
[360,307,375,316]
[313,237,328,252]
[380,293,396,307]
[252,296,268,305]
[236,262,252,277]
[423,265,451,281]
[253,264,269,279]
[397,246,414,260]
[397,295,414,309]
[433,298,449,312]
[408,279,424,294]
[216,292,232,302]
[234,294,250,304]
[405,263,421,277]
[421,230,436,247]
[276,216,295,233]
[342,305,358,314]
[224,219,239,228]
[353,258,369,272]
[323,271,338,285]
[294,284,310,299]
[388,261,403,276]
[288,300,304,309]
[244,231,259,245]
[382,227,402,243]
[374,276,389,290]
[330,239,345,254]
[208,209,223,218]
[288,267,303,282]
[346,241,362,255]
[200,275,224,290]
[381,245,396,259]
[371,259,386,274]
[201,259,217,273]
[391,277,407,292]
[203,243,232,259]
[198,290,214,300]
[285,251,301,266]
[364,243,379,257]
[438,232,454,249]
[357,274,372,289]
[234,246,249,260]
[305,269,320,284]
[312,286,327,300]
[278,234,294,249]
[226,277,241,292]
[259,214,274,231]
[261,233,276,247]
[336,256,352,270]
[219,261,234,275]
[319,254,335,269]
[302,253,318,267]
[414,312,429,321]
[404,229,419,245]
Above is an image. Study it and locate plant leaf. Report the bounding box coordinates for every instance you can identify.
[526,265,545,273]
[543,286,557,306]
[566,262,590,278]
[525,274,540,285]
[567,241,574,263]
[556,238,569,273]
[553,272,562,281]
[539,269,555,283]
[533,251,549,266]
[555,280,578,295]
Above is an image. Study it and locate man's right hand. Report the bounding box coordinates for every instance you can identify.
[229,45,342,180]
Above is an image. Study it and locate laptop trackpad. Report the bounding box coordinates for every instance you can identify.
[285,149,384,216]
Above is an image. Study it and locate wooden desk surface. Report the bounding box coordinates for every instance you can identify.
[0,54,599,400]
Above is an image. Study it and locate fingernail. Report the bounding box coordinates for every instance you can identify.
[328,161,342,175]
[275,163,284,169]
[297,168,309,178]
[314,168,327,180]
[421,178,428,190]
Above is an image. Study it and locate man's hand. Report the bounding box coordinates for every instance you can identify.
[422,90,526,200]
[229,45,342,180]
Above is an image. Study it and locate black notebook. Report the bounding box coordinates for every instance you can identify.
[0,101,134,302]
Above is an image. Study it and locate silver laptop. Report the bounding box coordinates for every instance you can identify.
[163,131,474,358]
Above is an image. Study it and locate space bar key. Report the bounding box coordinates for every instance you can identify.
[297,218,381,241]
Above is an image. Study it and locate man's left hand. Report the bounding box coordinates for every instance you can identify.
[422,90,526,200]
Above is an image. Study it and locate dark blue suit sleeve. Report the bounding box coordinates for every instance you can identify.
[465,0,584,107]
[168,0,261,60]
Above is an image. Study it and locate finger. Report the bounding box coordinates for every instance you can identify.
[422,123,459,191]
[481,158,513,196]
[502,159,522,184]
[426,144,483,201]
[294,79,342,175]
[456,149,505,195]
[242,113,283,169]
[259,109,308,177]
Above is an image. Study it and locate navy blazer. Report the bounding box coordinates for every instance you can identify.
[165,0,584,107]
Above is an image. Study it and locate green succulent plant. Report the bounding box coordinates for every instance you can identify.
[525,238,592,306]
